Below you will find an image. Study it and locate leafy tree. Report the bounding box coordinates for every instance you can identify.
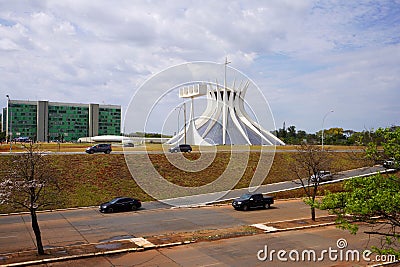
[319,126,400,258]
[297,130,307,142]
[287,125,296,138]
[319,174,399,258]
[0,144,61,255]
[366,127,400,165]
[288,144,332,221]
[0,131,6,142]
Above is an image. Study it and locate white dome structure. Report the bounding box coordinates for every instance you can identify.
[167,81,285,146]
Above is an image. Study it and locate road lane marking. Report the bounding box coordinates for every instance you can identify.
[129,237,156,248]
[251,224,278,232]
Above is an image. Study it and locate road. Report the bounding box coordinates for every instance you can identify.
[0,147,366,155]
[162,165,392,206]
[0,199,330,254]
[37,224,391,267]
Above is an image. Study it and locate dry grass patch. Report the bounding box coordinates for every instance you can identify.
[0,148,372,213]
[146,225,263,245]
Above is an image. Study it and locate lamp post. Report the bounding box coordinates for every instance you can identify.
[6,95,12,153]
[176,102,187,144]
[321,110,334,151]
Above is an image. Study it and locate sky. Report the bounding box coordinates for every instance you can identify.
[0,0,399,134]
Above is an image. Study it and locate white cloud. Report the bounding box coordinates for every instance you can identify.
[0,0,399,134]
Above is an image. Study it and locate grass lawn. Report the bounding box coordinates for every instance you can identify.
[0,144,371,213]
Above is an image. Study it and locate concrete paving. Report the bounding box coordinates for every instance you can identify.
[34,224,395,267]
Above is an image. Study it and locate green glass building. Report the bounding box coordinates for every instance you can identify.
[2,100,121,142]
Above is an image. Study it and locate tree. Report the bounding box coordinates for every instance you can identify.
[288,144,332,221]
[0,144,61,255]
[0,131,6,142]
[319,126,400,258]
[319,174,399,258]
[366,127,400,165]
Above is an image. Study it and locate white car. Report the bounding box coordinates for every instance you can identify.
[383,159,399,169]
[310,171,333,183]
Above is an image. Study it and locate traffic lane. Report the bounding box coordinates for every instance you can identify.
[61,200,329,242]
[229,165,387,198]
[0,212,88,253]
[63,206,246,243]
[0,200,328,254]
[289,165,387,190]
[42,224,384,267]
[335,165,386,179]
[142,165,388,207]
[221,199,329,224]
[0,205,248,253]
[0,215,36,253]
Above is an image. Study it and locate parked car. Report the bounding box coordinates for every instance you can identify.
[169,144,192,153]
[123,142,135,147]
[232,193,274,211]
[14,136,31,142]
[310,170,333,183]
[85,143,112,154]
[99,197,141,213]
[383,158,399,169]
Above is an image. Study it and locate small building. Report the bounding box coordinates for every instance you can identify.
[3,100,121,142]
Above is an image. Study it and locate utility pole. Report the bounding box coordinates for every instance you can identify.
[176,102,187,144]
[322,110,334,151]
[183,102,187,144]
[6,95,12,153]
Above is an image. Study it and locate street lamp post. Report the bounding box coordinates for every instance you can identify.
[322,110,334,151]
[6,95,12,153]
[176,102,187,144]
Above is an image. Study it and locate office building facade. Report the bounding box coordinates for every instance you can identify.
[3,100,121,142]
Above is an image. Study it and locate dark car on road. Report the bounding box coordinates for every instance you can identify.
[169,144,192,153]
[232,193,274,211]
[99,197,141,213]
[86,143,112,154]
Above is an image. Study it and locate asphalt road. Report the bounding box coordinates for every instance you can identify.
[161,165,392,206]
[0,199,330,254]
[37,224,390,267]
[0,147,366,155]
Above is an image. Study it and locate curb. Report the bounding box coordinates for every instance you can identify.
[0,206,99,217]
[250,217,337,233]
[266,222,336,233]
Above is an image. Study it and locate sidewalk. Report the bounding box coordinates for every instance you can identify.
[0,216,336,266]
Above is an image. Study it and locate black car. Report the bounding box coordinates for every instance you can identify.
[99,197,141,213]
[232,193,274,211]
[86,143,112,154]
[169,144,192,153]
